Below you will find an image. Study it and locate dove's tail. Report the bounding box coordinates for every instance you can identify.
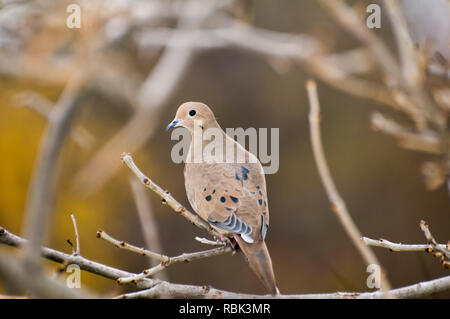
[234,235,277,295]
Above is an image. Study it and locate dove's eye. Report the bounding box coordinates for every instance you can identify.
[188,109,196,117]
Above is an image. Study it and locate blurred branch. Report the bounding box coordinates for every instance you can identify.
[22,72,91,271]
[76,14,398,194]
[2,226,449,298]
[371,112,444,154]
[137,25,378,76]
[0,249,89,298]
[73,0,221,195]
[306,80,392,291]
[319,0,445,131]
[14,91,95,150]
[318,0,400,82]
[129,176,167,280]
[384,0,421,89]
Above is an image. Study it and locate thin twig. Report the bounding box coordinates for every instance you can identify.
[97,229,169,263]
[70,213,80,256]
[120,153,231,242]
[195,237,227,246]
[117,246,231,284]
[361,237,446,252]
[97,229,231,284]
[420,220,450,268]
[306,80,392,291]
[362,221,449,269]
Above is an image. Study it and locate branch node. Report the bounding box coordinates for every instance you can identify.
[96,229,103,238]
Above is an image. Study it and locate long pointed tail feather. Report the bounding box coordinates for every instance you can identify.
[234,235,277,295]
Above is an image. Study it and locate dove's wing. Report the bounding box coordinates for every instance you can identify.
[185,160,269,244]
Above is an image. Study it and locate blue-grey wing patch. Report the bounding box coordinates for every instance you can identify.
[208,212,253,243]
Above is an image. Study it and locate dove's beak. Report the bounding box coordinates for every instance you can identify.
[166,119,180,131]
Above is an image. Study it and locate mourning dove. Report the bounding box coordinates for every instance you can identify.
[167,102,277,295]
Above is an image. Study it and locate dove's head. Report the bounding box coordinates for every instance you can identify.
[166,101,219,133]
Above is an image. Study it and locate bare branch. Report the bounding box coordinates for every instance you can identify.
[306,80,392,291]
[0,227,158,290]
[361,237,445,252]
[116,275,450,299]
[362,220,449,269]
[2,227,449,298]
[420,220,450,268]
[195,236,227,246]
[117,246,231,284]
[121,153,231,242]
[97,229,169,263]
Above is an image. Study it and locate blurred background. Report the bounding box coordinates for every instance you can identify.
[0,0,449,297]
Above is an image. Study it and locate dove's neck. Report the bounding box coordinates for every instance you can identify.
[186,123,255,164]
[186,122,227,163]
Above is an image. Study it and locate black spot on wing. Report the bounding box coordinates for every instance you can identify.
[241,166,249,180]
[229,196,239,203]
